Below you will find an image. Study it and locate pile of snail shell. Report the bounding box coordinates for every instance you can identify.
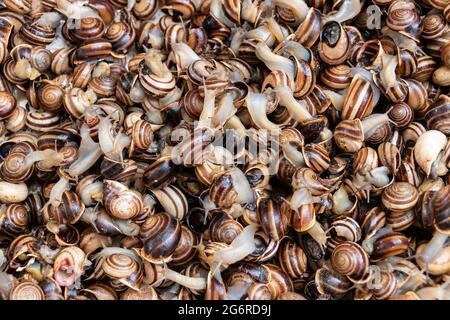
[0,0,449,301]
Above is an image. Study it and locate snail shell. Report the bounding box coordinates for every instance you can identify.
[318,21,349,65]
[425,95,450,136]
[103,180,143,220]
[42,191,85,225]
[381,182,419,212]
[294,8,322,48]
[143,157,175,190]
[209,211,244,244]
[370,232,409,262]
[171,225,199,266]
[360,207,386,240]
[370,271,397,300]
[257,198,287,241]
[53,246,87,287]
[331,242,369,282]
[9,281,45,300]
[315,267,352,296]
[151,185,188,220]
[414,130,447,177]
[333,119,364,153]
[0,203,30,236]
[278,237,307,279]
[0,91,16,120]
[342,74,375,120]
[139,212,181,264]
[431,185,450,234]
[121,285,159,300]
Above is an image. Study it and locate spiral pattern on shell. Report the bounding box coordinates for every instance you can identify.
[139,212,181,264]
[0,91,16,120]
[331,242,369,282]
[425,95,450,135]
[382,182,419,212]
[278,238,307,279]
[9,282,45,300]
[103,180,143,220]
[103,253,140,280]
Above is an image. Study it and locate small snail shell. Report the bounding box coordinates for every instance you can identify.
[256,198,287,241]
[144,157,175,190]
[121,285,160,300]
[265,264,294,299]
[387,102,413,129]
[431,185,450,234]
[103,180,143,220]
[414,130,447,177]
[386,209,415,231]
[246,283,273,300]
[341,74,375,120]
[0,149,34,183]
[318,21,349,65]
[294,8,321,48]
[370,232,409,262]
[53,246,87,287]
[381,182,419,212]
[315,267,352,296]
[245,163,270,189]
[386,0,418,31]
[152,185,188,220]
[360,207,386,240]
[102,253,140,281]
[333,119,364,153]
[246,230,280,263]
[331,242,369,282]
[0,91,16,120]
[370,271,397,300]
[421,13,448,39]
[0,204,30,236]
[9,281,45,300]
[139,212,181,264]
[106,19,136,54]
[171,225,199,266]
[320,64,351,90]
[69,17,105,42]
[353,147,378,173]
[278,237,307,279]
[405,80,428,113]
[330,216,362,243]
[209,211,244,244]
[402,122,426,144]
[378,142,401,175]
[415,244,450,276]
[42,191,85,225]
[413,55,437,82]
[100,158,138,186]
[425,95,450,136]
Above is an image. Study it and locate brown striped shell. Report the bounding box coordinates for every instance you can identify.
[333,119,364,153]
[151,185,188,220]
[381,182,419,212]
[370,232,409,262]
[318,21,350,65]
[139,212,181,264]
[425,95,450,135]
[331,242,369,282]
[257,198,287,241]
[9,281,45,300]
[103,180,143,220]
[278,237,307,279]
